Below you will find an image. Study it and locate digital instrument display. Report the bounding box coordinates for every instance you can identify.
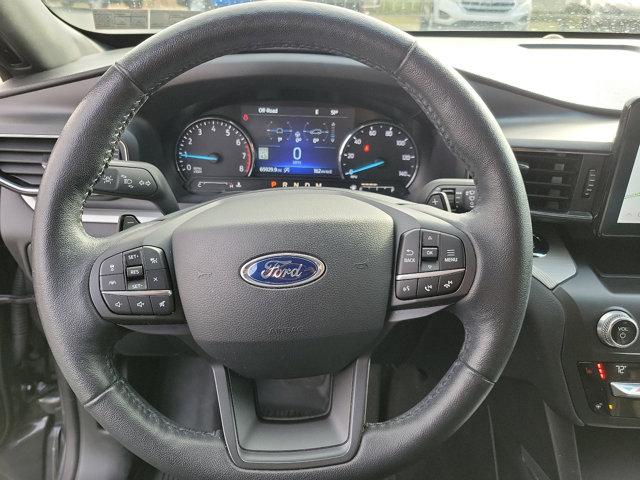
[240,104,355,177]
[617,145,640,224]
[174,103,420,197]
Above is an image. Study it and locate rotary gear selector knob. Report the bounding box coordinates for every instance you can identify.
[597,311,639,349]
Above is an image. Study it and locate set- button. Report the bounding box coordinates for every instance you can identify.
[99,246,175,316]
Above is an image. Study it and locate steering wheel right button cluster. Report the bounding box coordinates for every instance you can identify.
[395,229,466,301]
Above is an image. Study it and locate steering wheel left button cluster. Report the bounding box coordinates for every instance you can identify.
[99,246,174,316]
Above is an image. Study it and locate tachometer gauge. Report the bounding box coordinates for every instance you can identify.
[339,122,418,187]
[176,117,254,181]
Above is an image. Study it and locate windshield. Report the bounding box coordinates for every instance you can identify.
[42,0,640,34]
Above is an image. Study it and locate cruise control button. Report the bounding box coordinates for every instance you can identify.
[124,249,143,267]
[417,276,439,298]
[126,266,144,279]
[142,246,167,270]
[438,271,464,294]
[397,230,420,274]
[127,279,147,291]
[146,270,170,290]
[102,293,131,314]
[100,274,125,291]
[396,279,418,300]
[150,293,174,315]
[439,234,465,270]
[100,254,124,276]
[128,295,153,315]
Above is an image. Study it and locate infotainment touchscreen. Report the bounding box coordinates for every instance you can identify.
[599,97,640,236]
[617,146,640,224]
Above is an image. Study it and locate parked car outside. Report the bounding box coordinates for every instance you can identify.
[421,0,532,30]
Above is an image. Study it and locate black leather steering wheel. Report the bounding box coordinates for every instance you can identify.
[32,2,532,478]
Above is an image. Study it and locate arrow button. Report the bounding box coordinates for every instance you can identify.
[102,293,131,314]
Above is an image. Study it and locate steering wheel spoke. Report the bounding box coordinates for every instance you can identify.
[213,357,370,470]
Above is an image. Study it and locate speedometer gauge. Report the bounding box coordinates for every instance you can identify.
[176,117,254,181]
[339,122,418,188]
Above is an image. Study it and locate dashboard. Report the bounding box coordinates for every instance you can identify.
[174,103,419,197]
[3,39,640,474]
[3,35,640,479]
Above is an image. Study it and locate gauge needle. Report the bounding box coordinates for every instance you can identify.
[346,159,385,176]
[179,153,220,162]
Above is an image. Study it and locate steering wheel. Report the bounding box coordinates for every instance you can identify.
[32,2,532,478]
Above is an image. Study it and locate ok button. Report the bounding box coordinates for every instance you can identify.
[397,229,421,274]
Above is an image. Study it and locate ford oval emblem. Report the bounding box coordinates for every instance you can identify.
[240,253,325,288]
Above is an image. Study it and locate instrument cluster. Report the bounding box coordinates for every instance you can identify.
[175,103,420,197]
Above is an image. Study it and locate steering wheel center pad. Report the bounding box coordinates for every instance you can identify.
[173,191,393,379]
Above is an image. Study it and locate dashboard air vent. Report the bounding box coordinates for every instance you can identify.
[514,150,582,213]
[0,136,128,195]
[0,136,56,188]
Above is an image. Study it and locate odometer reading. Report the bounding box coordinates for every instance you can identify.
[176,118,254,181]
[339,122,418,188]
